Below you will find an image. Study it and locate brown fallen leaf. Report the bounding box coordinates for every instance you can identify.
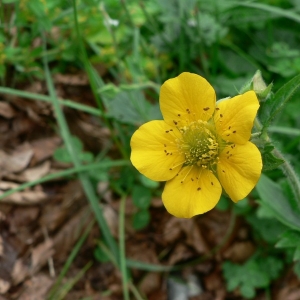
[223,241,256,263]
[22,161,50,182]
[103,204,119,238]
[6,161,51,183]
[16,274,53,300]
[0,144,33,176]
[0,182,47,205]
[180,219,209,254]
[30,136,61,166]
[168,244,194,265]
[52,206,92,262]
[0,102,16,119]
[54,73,89,85]
[11,239,54,286]
[0,279,10,294]
[139,272,162,296]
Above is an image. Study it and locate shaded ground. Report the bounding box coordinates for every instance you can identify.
[0,76,300,300]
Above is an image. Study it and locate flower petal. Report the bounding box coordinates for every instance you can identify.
[214,91,259,144]
[160,72,216,127]
[130,120,185,181]
[162,166,222,218]
[217,142,262,202]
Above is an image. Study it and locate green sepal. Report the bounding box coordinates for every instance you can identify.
[260,143,284,171]
[252,139,284,171]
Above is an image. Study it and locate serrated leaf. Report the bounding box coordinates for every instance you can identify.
[276,230,300,248]
[256,174,300,231]
[260,73,300,131]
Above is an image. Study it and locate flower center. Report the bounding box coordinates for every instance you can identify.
[178,120,218,167]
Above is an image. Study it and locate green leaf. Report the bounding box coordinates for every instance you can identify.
[246,214,287,243]
[240,285,255,299]
[105,90,162,125]
[260,144,284,171]
[94,244,110,263]
[276,230,300,248]
[132,185,152,210]
[132,210,150,230]
[139,174,159,189]
[257,256,284,280]
[260,73,300,131]
[256,174,300,231]
[216,195,230,211]
[293,246,300,261]
[294,261,300,279]
[223,257,271,299]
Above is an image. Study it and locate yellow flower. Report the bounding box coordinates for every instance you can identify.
[130,72,262,218]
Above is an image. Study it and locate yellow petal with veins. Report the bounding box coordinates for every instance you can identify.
[160,72,216,127]
[130,120,185,181]
[214,91,259,144]
[162,166,222,218]
[217,142,262,202]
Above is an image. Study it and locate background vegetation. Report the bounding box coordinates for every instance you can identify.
[1,0,300,299]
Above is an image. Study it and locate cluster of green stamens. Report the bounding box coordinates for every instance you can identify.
[177,120,219,167]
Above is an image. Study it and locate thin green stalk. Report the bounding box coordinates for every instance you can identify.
[42,34,119,262]
[0,160,129,201]
[120,0,135,28]
[179,1,185,73]
[268,126,300,136]
[72,0,127,159]
[55,261,93,300]
[119,195,130,300]
[72,0,103,111]
[98,241,145,300]
[47,220,95,300]
[100,3,124,79]
[0,87,103,117]
[195,7,210,78]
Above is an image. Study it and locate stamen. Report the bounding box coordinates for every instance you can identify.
[180,165,194,184]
